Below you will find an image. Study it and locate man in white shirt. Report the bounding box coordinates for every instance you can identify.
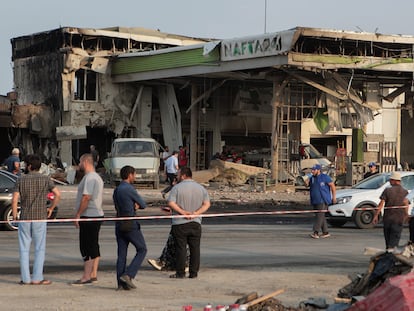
[161,150,179,198]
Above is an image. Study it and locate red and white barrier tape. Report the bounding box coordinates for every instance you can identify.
[0,205,408,224]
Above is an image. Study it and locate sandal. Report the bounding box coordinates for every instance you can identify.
[31,279,52,285]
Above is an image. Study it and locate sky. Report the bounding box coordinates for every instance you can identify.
[2,0,414,95]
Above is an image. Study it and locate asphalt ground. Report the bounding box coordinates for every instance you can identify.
[0,185,399,310]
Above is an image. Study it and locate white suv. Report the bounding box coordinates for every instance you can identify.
[328,171,414,229]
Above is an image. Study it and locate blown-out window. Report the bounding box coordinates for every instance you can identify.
[74,69,97,101]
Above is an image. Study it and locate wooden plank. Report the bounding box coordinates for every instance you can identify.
[192,168,220,183]
[241,289,285,308]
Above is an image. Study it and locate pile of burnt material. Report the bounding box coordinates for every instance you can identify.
[335,243,414,310]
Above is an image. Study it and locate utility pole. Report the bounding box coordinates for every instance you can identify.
[264,0,267,33]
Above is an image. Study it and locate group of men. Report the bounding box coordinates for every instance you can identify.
[9,142,412,289]
[11,148,210,290]
[307,161,410,253]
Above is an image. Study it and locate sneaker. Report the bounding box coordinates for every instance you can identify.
[169,273,185,279]
[320,232,331,238]
[148,259,163,271]
[120,274,136,289]
[116,283,131,291]
[71,279,92,286]
[310,232,319,239]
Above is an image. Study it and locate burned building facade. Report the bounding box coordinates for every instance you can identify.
[9,27,206,166]
[7,26,414,182]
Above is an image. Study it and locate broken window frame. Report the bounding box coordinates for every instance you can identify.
[73,69,98,101]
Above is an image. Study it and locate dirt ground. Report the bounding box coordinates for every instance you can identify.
[0,184,353,310]
[0,267,349,311]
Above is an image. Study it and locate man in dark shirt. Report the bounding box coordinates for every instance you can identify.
[363,162,379,179]
[113,165,147,290]
[373,172,409,251]
[6,147,21,175]
[90,145,99,168]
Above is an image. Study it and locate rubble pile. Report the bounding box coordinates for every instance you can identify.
[334,243,414,310]
[193,160,270,186]
[339,244,414,299]
[228,291,331,311]
[231,290,300,311]
[225,245,414,311]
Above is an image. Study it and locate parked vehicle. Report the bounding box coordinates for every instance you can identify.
[0,170,58,231]
[106,138,160,189]
[328,171,414,229]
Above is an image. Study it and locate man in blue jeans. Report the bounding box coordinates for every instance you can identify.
[307,164,336,239]
[12,154,60,285]
[113,165,147,290]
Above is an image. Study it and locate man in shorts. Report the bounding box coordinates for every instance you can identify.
[72,153,104,285]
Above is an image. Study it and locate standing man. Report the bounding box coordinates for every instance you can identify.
[6,147,21,175]
[161,146,170,170]
[364,162,379,179]
[167,166,210,279]
[161,150,179,198]
[72,153,104,285]
[307,164,336,239]
[12,154,60,285]
[178,146,188,168]
[113,165,147,290]
[90,145,99,168]
[373,172,408,252]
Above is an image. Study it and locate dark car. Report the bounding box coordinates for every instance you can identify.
[0,170,57,231]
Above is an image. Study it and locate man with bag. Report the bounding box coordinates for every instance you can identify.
[113,165,147,290]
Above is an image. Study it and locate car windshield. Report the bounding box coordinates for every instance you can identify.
[353,173,390,190]
[113,141,156,157]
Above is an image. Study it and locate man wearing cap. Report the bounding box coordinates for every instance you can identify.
[307,164,336,239]
[373,172,409,251]
[363,162,379,179]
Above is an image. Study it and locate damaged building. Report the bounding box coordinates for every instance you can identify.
[7,26,207,166]
[6,26,414,182]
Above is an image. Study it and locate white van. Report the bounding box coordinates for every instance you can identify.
[107,138,160,189]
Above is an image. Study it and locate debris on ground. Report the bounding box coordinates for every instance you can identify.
[333,243,414,310]
[216,290,334,311]
[196,159,269,186]
[218,244,414,311]
[231,289,300,310]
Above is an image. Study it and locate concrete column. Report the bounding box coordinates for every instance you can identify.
[189,84,198,171]
[60,140,72,167]
[271,82,282,181]
[212,96,222,155]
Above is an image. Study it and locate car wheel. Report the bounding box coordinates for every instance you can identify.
[3,206,20,231]
[327,219,347,227]
[354,207,375,229]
